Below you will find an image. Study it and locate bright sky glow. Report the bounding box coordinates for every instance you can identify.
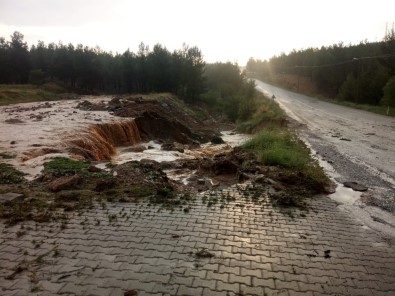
[0,0,394,64]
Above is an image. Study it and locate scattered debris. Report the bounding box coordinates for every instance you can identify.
[195,249,215,258]
[340,137,351,141]
[5,118,24,124]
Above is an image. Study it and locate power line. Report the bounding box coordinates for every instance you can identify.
[294,53,395,69]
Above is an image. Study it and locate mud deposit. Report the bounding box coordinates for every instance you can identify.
[0,95,328,225]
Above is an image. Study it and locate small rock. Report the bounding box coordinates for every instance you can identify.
[197,179,206,185]
[48,175,81,192]
[343,181,368,192]
[5,119,24,124]
[124,145,146,153]
[88,165,103,173]
[211,136,225,144]
[340,137,351,141]
[195,249,215,258]
[124,290,138,296]
[161,142,184,153]
[0,192,23,204]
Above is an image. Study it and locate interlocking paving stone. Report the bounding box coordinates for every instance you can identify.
[1,185,395,295]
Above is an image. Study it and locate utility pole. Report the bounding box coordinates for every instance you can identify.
[295,66,300,92]
[353,57,360,103]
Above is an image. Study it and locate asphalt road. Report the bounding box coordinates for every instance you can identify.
[254,79,395,215]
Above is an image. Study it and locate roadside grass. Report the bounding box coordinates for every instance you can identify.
[0,83,76,106]
[328,99,395,117]
[243,126,329,190]
[244,127,309,170]
[237,93,286,133]
[240,91,330,191]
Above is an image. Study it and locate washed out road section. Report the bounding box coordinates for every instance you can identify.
[254,79,395,234]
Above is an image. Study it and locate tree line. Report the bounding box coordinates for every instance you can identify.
[0,31,257,122]
[0,31,206,101]
[247,26,395,107]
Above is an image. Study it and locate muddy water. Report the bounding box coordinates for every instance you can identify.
[0,98,251,182]
[114,131,251,165]
[0,97,124,179]
[114,132,251,184]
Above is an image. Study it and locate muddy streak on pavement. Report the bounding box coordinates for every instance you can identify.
[254,79,395,237]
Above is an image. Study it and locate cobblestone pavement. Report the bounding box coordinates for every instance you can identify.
[1,184,395,296]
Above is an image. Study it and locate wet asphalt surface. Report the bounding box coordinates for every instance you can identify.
[254,79,395,213]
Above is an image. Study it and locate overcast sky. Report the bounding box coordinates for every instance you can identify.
[0,0,394,65]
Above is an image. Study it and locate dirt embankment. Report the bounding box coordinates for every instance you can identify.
[76,96,220,145]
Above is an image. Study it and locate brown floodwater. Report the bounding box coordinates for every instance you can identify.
[0,97,251,181]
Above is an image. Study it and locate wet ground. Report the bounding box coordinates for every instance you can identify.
[1,95,395,295]
[1,184,394,295]
[254,79,395,238]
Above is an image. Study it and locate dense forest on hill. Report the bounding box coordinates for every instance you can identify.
[0,31,258,122]
[0,31,206,100]
[247,26,395,107]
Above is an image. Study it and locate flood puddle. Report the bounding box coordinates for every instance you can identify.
[299,136,363,206]
[113,131,251,165]
[114,141,192,164]
[328,185,362,205]
[113,131,251,183]
[1,97,251,183]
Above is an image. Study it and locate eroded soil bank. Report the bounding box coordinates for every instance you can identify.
[0,95,330,225]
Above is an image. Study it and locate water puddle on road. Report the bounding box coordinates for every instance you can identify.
[300,136,363,206]
[328,185,362,205]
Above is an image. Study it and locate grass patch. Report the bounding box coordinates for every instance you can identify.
[237,93,286,133]
[244,127,309,170]
[0,83,76,106]
[43,157,91,177]
[330,99,395,117]
[0,152,16,159]
[125,184,154,198]
[0,163,25,184]
[243,126,329,189]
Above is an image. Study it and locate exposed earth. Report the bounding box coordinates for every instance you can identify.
[0,94,328,226]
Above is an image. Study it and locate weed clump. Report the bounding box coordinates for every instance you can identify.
[43,157,91,177]
[238,94,286,133]
[0,163,25,184]
[243,127,330,192]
